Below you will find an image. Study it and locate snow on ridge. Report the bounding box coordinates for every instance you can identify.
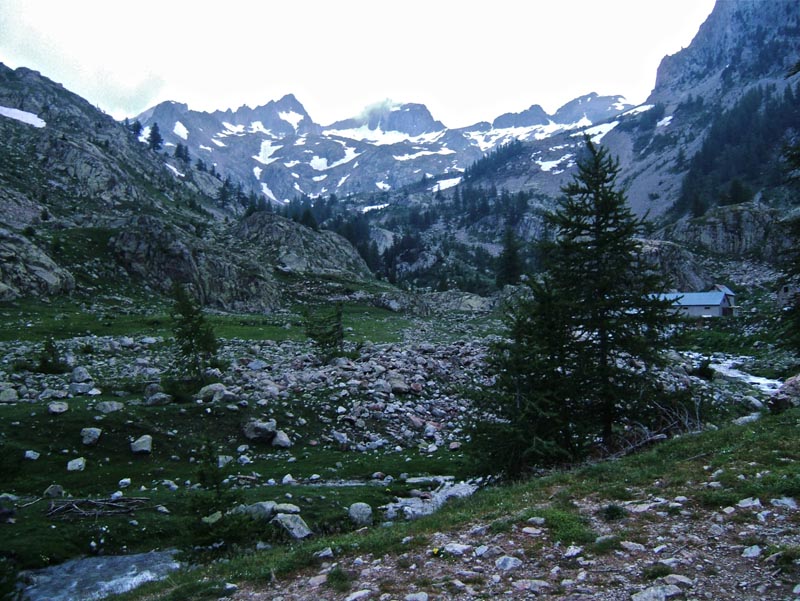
[337,174,350,188]
[657,115,673,128]
[623,104,654,116]
[284,160,300,168]
[253,139,282,165]
[323,124,445,146]
[432,177,462,192]
[211,138,226,147]
[173,121,189,140]
[279,110,304,131]
[199,145,213,152]
[313,174,328,182]
[394,148,456,161]
[221,122,245,135]
[0,106,46,128]
[376,181,391,191]
[571,121,619,144]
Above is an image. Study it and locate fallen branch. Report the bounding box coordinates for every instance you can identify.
[47,497,150,519]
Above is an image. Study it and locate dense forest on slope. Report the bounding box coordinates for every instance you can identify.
[672,83,800,218]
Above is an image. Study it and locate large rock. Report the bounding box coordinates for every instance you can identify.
[348,502,373,527]
[0,388,18,403]
[96,400,124,414]
[271,429,292,448]
[270,513,312,539]
[67,457,86,472]
[242,501,277,521]
[197,383,226,402]
[0,228,75,301]
[242,418,277,442]
[130,435,153,454]
[768,374,800,413]
[48,401,69,414]
[71,366,92,383]
[81,427,102,446]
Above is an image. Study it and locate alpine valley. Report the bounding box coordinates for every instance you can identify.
[2,1,800,600]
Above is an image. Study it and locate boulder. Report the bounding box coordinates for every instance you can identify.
[270,513,312,539]
[48,401,69,414]
[0,388,18,403]
[243,501,277,521]
[271,429,292,448]
[131,435,153,454]
[67,457,86,472]
[24,450,40,460]
[44,484,64,498]
[69,382,94,395]
[81,427,102,446]
[145,392,173,406]
[96,400,124,414]
[243,418,277,442]
[348,502,373,527]
[71,366,92,383]
[768,374,800,413]
[198,382,226,402]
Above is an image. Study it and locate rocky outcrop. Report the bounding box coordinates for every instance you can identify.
[660,204,791,263]
[641,239,711,291]
[0,228,74,300]
[110,215,283,311]
[231,212,372,279]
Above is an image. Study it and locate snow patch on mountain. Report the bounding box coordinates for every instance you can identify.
[253,166,262,179]
[376,181,391,191]
[623,104,654,116]
[362,203,389,213]
[324,125,445,146]
[165,164,184,178]
[394,148,456,161]
[279,110,304,131]
[249,121,272,135]
[338,174,350,187]
[657,116,673,128]
[253,140,282,165]
[573,121,618,144]
[536,154,574,173]
[222,122,245,135]
[0,105,46,128]
[260,182,277,201]
[433,177,462,192]
[173,121,188,140]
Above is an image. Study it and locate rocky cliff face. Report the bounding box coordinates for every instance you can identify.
[660,204,792,262]
[0,228,75,300]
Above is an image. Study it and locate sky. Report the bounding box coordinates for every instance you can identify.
[0,0,716,128]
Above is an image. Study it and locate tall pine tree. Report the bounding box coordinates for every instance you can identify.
[478,138,677,476]
[544,138,676,445]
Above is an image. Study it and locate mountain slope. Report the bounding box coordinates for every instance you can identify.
[0,64,372,307]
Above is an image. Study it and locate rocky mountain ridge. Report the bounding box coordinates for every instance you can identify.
[135,92,632,205]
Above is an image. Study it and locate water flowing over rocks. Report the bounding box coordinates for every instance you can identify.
[20,550,180,601]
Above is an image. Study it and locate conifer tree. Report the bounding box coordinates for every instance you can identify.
[147,122,163,151]
[495,227,523,288]
[545,138,676,445]
[170,283,218,383]
[479,138,677,476]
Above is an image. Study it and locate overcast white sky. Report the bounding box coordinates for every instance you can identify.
[0,0,715,128]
